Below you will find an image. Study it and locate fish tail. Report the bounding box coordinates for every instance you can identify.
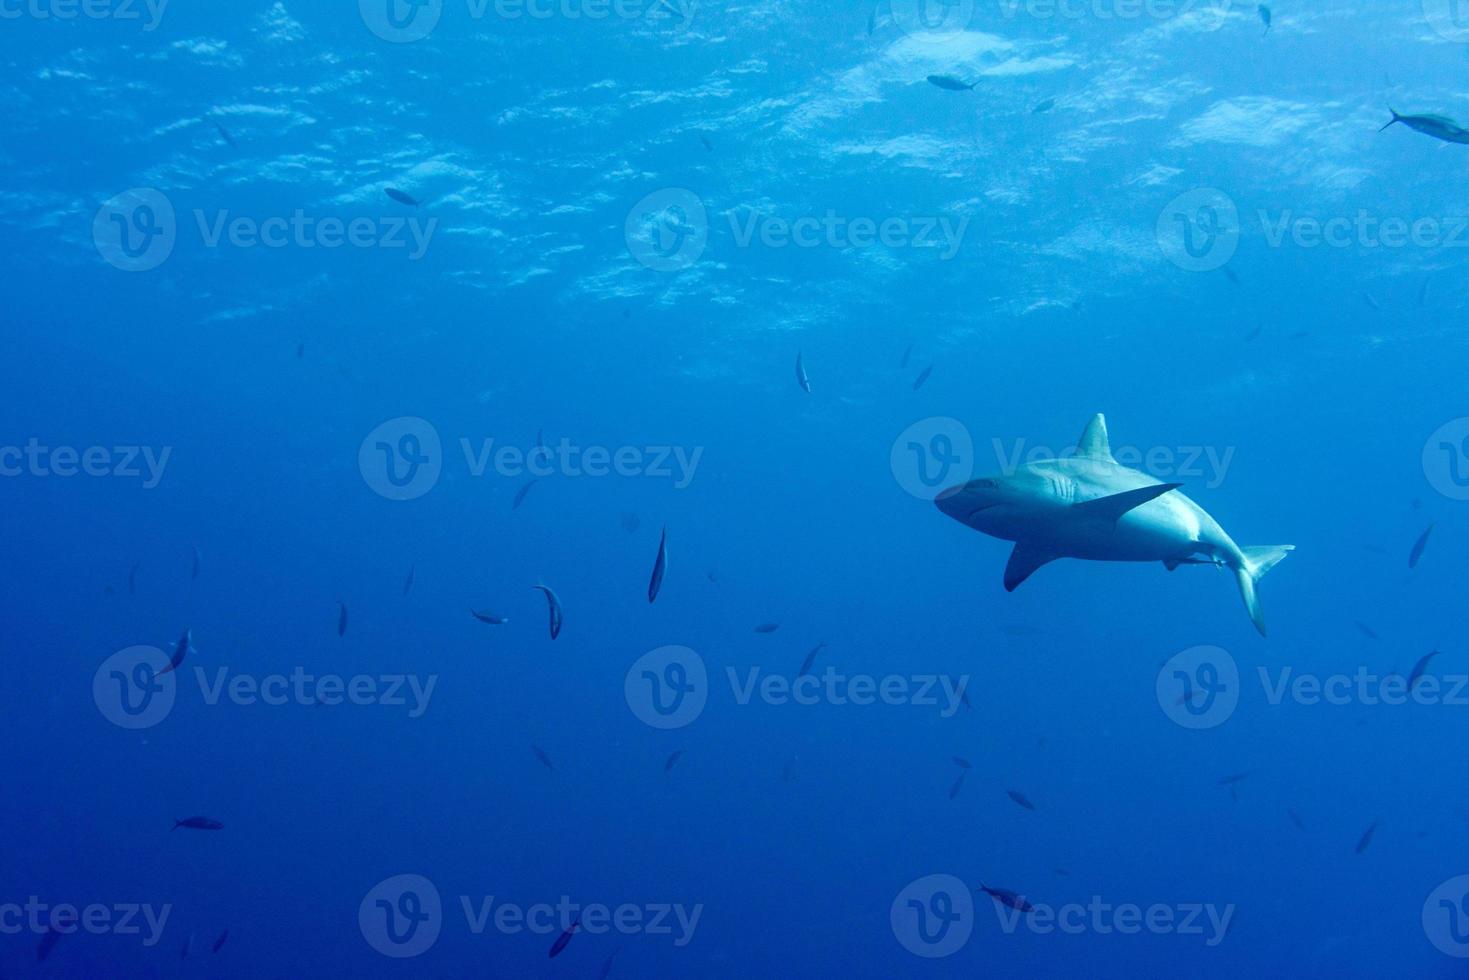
[1232,545,1294,636]
[1379,108,1403,132]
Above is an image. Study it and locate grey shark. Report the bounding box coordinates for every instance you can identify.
[935,415,1293,635]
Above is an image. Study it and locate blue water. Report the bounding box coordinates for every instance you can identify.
[6,0,1469,976]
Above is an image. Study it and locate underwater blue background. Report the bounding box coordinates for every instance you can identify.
[4,0,1469,975]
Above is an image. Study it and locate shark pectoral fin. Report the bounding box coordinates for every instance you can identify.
[1004,544,1058,592]
[1072,483,1183,524]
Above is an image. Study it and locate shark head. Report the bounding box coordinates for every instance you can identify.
[935,471,1057,540]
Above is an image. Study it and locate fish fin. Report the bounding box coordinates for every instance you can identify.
[1379,108,1403,133]
[1004,544,1058,592]
[1076,413,1114,460]
[1072,483,1183,524]
[1233,545,1294,636]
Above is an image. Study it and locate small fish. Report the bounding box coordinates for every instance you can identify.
[548,915,580,958]
[214,121,237,148]
[158,628,191,677]
[1419,276,1432,307]
[1409,523,1434,569]
[648,527,669,603]
[212,929,229,953]
[665,749,684,772]
[181,931,195,959]
[512,478,538,510]
[296,341,306,359]
[621,512,642,533]
[532,745,555,771]
[754,622,780,634]
[403,564,415,595]
[927,74,976,91]
[1257,3,1271,34]
[533,585,564,639]
[1408,650,1442,693]
[953,756,972,769]
[191,544,202,581]
[866,2,877,35]
[1223,267,1241,286]
[1354,621,1380,641]
[948,770,967,800]
[796,352,812,394]
[1288,808,1306,831]
[1032,97,1056,114]
[1006,789,1036,811]
[37,925,61,962]
[1355,820,1379,854]
[173,816,224,831]
[1379,109,1469,144]
[337,601,349,638]
[1362,292,1381,311]
[699,134,713,151]
[900,343,913,368]
[797,642,827,677]
[471,610,509,625]
[979,884,1034,913]
[1218,772,1249,786]
[912,365,934,391]
[385,187,420,207]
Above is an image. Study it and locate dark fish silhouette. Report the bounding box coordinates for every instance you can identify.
[512,479,538,510]
[798,642,827,677]
[403,564,415,595]
[1362,291,1381,311]
[900,343,913,367]
[471,610,509,625]
[598,946,621,979]
[1006,790,1036,811]
[912,365,934,391]
[949,770,967,800]
[181,931,194,958]
[548,915,580,958]
[533,585,564,639]
[158,628,192,677]
[621,512,642,533]
[532,745,555,770]
[979,884,1033,913]
[927,74,976,91]
[1032,97,1056,114]
[1257,4,1271,34]
[648,527,669,603]
[212,929,229,953]
[1355,820,1378,854]
[953,756,972,769]
[1224,267,1241,286]
[1409,523,1434,569]
[796,352,812,394]
[1354,621,1379,641]
[699,134,713,151]
[191,544,202,580]
[337,601,348,638]
[214,122,237,148]
[1218,772,1249,785]
[385,187,420,206]
[665,749,684,771]
[296,341,306,359]
[173,816,224,831]
[754,623,780,634]
[1419,276,1432,307]
[37,925,61,962]
[1288,808,1306,831]
[1408,650,1442,693]
[1054,867,1071,877]
[1380,109,1469,144]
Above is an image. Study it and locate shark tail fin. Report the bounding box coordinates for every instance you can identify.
[1233,545,1294,636]
[1379,108,1403,133]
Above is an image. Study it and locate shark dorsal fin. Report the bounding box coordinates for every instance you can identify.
[1077,414,1113,460]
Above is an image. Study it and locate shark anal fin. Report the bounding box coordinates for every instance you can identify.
[1073,483,1183,524]
[1004,544,1057,592]
[1076,413,1114,460]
